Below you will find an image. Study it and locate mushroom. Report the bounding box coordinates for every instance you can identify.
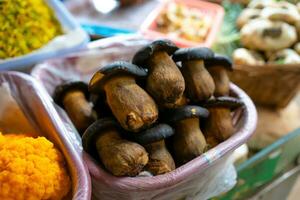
[205,54,233,97]
[172,47,215,102]
[261,5,300,25]
[270,1,299,11]
[132,39,185,108]
[82,118,149,176]
[240,19,297,51]
[162,94,189,109]
[236,8,261,29]
[131,124,175,175]
[90,93,113,118]
[267,49,300,64]
[295,43,300,55]
[89,61,158,132]
[248,0,275,9]
[295,20,300,38]
[162,105,209,165]
[203,96,244,142]
[206,135,219,149]
[233,48,265,66]
[235,0,250,6]
[54,81,97,133]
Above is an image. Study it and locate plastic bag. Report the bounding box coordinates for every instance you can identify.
[0,82,38,135]
[32,35,257,200]
[0,72,91,200]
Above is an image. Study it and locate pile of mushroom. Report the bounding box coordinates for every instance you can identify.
[54,40,244,177]
[233,0,300,65]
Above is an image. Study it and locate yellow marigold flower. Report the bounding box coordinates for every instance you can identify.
[0,0,61,59]
[0,133,71,200]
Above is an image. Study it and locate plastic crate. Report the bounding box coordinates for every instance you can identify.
[140,0,224,47]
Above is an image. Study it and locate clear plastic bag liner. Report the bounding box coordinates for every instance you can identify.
[32,36,257,200]
[0,82,38,136]
[0,72,91,200]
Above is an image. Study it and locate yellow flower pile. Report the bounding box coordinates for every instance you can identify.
[0,0,62,59]
[0,133,71,200]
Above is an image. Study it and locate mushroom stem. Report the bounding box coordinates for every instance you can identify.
[63,91,96,133]
[95,127,149,176]
[104,75,158,132]
[204,107,234,141]
[207,66,230,97]
[147,51,185,106]
[144,140,175,175]
[173,118,207,164]
[181,60,215,101]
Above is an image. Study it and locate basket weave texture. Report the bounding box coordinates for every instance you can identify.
[230,64,300,108]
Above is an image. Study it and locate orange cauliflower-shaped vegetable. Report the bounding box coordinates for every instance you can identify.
[0,133,71,200]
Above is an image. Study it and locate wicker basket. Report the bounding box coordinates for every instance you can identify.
[230,64,300,108]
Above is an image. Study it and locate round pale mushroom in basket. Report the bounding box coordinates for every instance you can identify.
[260,2,300,25]
[295,43,300,55]
[240,18,297,51]
[295,20,300,38]
[236,8,261,29]
[266,49,300,64]
[248,0,274,9]
[233,48,265,66]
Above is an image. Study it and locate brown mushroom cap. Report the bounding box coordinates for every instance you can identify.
[172,47,215,62]
[162,105,209,123]
[202,96,244,109]
[132,39,178,67]
[53,81,89,106]
[89,61,147,93]
[204,54,233,71]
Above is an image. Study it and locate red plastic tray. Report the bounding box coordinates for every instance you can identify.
[140,0,224,47]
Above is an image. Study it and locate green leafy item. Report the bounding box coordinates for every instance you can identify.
[212,1,244,57]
